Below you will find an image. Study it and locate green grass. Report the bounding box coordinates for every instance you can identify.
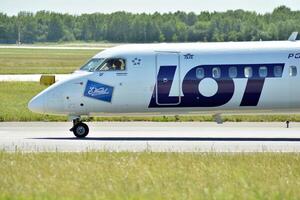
[0,152,300,199]
[0,41,119,47]
[0,48,99,74]
[1,81,300,122]
[0,82,67,121]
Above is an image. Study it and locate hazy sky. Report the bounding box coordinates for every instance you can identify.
[1,0,300,15]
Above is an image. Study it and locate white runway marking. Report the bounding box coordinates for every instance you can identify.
[1,122,300,152]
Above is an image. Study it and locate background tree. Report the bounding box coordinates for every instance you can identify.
[0,6,299,44]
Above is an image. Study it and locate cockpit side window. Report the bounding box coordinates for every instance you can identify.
[98,58,126,71]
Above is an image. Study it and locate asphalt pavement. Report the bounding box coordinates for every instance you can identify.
[1,122,300,152]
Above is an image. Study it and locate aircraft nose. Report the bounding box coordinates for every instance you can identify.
[28,94,45,113]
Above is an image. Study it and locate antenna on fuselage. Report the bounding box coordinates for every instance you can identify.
[288,32,298,41]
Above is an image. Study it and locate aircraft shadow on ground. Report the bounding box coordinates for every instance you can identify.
[28,137,300,142]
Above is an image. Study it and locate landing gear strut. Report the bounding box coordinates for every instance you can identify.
[213,113,223,124]
[286,121,290,129]
[70,118,89,138]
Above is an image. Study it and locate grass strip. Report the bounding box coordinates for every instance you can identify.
[0,152,299,199]
[0,48,99,74]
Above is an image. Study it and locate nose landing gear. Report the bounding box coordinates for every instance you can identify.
[70,118,89,138]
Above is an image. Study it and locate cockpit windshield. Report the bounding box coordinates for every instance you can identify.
[80,58,126,72]
[98,58,126,71]
[80,58,104,71]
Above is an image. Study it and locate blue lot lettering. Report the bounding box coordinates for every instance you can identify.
[148,64,284,108]
[288,53,300,59]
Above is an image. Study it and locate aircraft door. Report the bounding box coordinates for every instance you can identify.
[155,53,181,105]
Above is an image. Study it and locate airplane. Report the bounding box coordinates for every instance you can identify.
[28,32,300,138]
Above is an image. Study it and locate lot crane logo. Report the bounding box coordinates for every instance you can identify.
[184,53,194,59]
[84,80,114,102]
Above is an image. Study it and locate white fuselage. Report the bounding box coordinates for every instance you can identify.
[28,41,300,117]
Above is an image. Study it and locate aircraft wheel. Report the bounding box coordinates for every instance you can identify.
[72,122,89,138]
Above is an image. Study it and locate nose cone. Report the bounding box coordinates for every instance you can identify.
[28,94,45,114]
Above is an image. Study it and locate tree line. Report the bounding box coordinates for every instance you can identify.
[0,6,299,44]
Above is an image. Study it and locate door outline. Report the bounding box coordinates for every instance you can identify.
[155,52,181,105]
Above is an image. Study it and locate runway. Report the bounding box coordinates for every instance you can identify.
[1,122,300,152]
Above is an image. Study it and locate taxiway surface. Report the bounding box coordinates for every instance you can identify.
[1,122,300,152]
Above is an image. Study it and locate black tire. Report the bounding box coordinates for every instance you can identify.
[73,122,89,138]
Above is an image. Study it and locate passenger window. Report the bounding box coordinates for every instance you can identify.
[212,67,221,78]
[196,68,204,79]
[98,58,126,71]
[259,66,268,77]
[289,66,297,77]
[229,67,237,78]
[244,67,253,78]
[274,65,283,77]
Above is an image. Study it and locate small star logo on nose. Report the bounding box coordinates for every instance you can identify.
[132,58,141,66]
